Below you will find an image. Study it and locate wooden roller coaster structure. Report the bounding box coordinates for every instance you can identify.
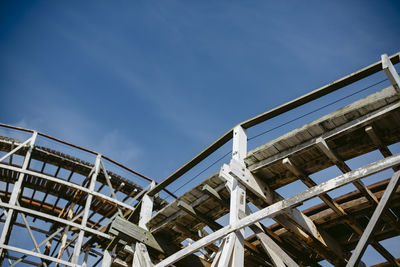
[1,52,400,266]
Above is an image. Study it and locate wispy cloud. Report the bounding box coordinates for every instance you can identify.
[44,4,224,145]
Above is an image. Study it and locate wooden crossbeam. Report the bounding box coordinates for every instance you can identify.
[316,137,379,204]
[316,137,400,228]
[346,172,400,267]
[365,126,399,172]
[202,184,301,261]
[176,199,260,260]
[283,157,399,266]
[222,161,346,265]
[177,200,222,231]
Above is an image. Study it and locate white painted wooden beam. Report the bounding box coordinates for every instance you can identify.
[72,154,101,264]
[133,181,156,267]
[243,204,299,267]
[316,137,379,205]
[100,158,123,217]
[365,125,398,171]
[217,233,236,267]
[382,53,400,93]
[346,171,400,267]
[228,125,247,266]
[232,125,247,163]
[283,157,347,216]
[102,250,112,267]
[0,136,32,163]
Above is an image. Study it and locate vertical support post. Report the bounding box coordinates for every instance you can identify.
[72,154,101,264]
[382,53,400,93]
[0,131,37,258]
[222,125,247,266]
[133,181,156,267]
[232,125,247,164]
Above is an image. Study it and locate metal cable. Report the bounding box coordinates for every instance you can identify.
[248,78,388,141]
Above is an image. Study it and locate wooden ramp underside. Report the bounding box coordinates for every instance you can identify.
[147,85,400,266]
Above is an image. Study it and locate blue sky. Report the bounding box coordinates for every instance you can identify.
[1,1,400,181]
[1,1,400,265]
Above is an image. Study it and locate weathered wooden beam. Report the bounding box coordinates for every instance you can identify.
[242,205,299,267]
[228,126,248,266]
[346,171,400,267]
[365,126,399,171]
[0,136,32,163]
[382,53,400,93]
[102,250,112,267]
[72,154,101,264]
[317,137,400,229]
[177,200,222,231]
[110,216,163,253]
[283,158,347,215]
[316,137,379,204]
[202,184,224,203]
[149,183,226,234]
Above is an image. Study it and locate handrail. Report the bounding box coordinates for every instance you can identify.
[147,51,400,196]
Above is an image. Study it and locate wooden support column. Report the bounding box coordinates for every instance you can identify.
[227,125,247,266]
[242,204,299,267]
[133,181,156,267]
[0,131,37,260]
[346,171,400,267]
[72,154,101,264]
[212,125,247,267]
[382,53,400,93]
